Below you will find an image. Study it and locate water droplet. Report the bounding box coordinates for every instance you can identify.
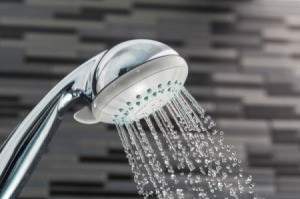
[245,175,252,184]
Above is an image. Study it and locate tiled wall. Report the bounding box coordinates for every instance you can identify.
[0,0,300,198]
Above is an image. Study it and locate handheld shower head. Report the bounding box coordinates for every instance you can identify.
[0,39,257,199]
[0,39,188,198]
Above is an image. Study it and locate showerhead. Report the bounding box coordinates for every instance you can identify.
[0,39,188,199]
[75,39,188,124]
[0,39,256,199]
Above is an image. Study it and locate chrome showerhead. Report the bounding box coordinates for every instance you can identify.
[0,39,188,199]
[75,39,188,124]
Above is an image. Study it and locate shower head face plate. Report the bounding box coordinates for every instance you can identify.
[93,56,188,124]
[74,40,188,124]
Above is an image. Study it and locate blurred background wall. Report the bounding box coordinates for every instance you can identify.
[1,0,300,198]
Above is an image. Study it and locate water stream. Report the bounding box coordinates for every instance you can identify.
[114,85,261,199]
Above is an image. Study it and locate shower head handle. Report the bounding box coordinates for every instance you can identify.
[0,51,107,198]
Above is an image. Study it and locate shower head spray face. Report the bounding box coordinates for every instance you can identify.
[74,39,188,124]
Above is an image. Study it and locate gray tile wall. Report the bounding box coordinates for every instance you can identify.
[0,0,299,198]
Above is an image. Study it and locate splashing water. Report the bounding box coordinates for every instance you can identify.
[114,82,260,199]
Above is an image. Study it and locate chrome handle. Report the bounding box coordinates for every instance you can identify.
[0,51,106,199]
[0,90,81,199]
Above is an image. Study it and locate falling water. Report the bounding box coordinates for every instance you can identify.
[114,83,261,199]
